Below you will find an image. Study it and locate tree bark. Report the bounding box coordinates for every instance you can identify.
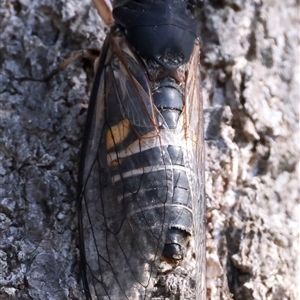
[0,0,298,299]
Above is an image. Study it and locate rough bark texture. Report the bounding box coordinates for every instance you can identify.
[0,0,299,300]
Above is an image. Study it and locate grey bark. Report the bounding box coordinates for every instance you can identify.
[0,0,299,300]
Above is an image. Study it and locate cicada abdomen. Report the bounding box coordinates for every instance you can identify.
[78,0,206,299]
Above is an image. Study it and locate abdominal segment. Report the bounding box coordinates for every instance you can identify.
[106,127,193,263]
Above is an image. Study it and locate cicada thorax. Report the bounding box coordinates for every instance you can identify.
[109,0,199,264]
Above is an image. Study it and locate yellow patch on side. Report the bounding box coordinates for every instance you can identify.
[106,119,131,150]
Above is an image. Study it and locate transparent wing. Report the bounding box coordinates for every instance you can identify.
[77,31,173,300]
[183,41,206,299]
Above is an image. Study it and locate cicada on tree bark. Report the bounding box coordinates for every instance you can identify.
[77,0,206,299]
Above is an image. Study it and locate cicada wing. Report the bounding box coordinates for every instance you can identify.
[78,32,173,300]
[183,42,206,299]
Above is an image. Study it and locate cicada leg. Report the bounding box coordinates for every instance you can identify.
[17,1,114,83]
[48,0,115,78]
[16,49,100,82]
[93,0,115,26]
[44,49,101,81]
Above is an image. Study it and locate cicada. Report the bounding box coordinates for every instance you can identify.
[77,0,206,299]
